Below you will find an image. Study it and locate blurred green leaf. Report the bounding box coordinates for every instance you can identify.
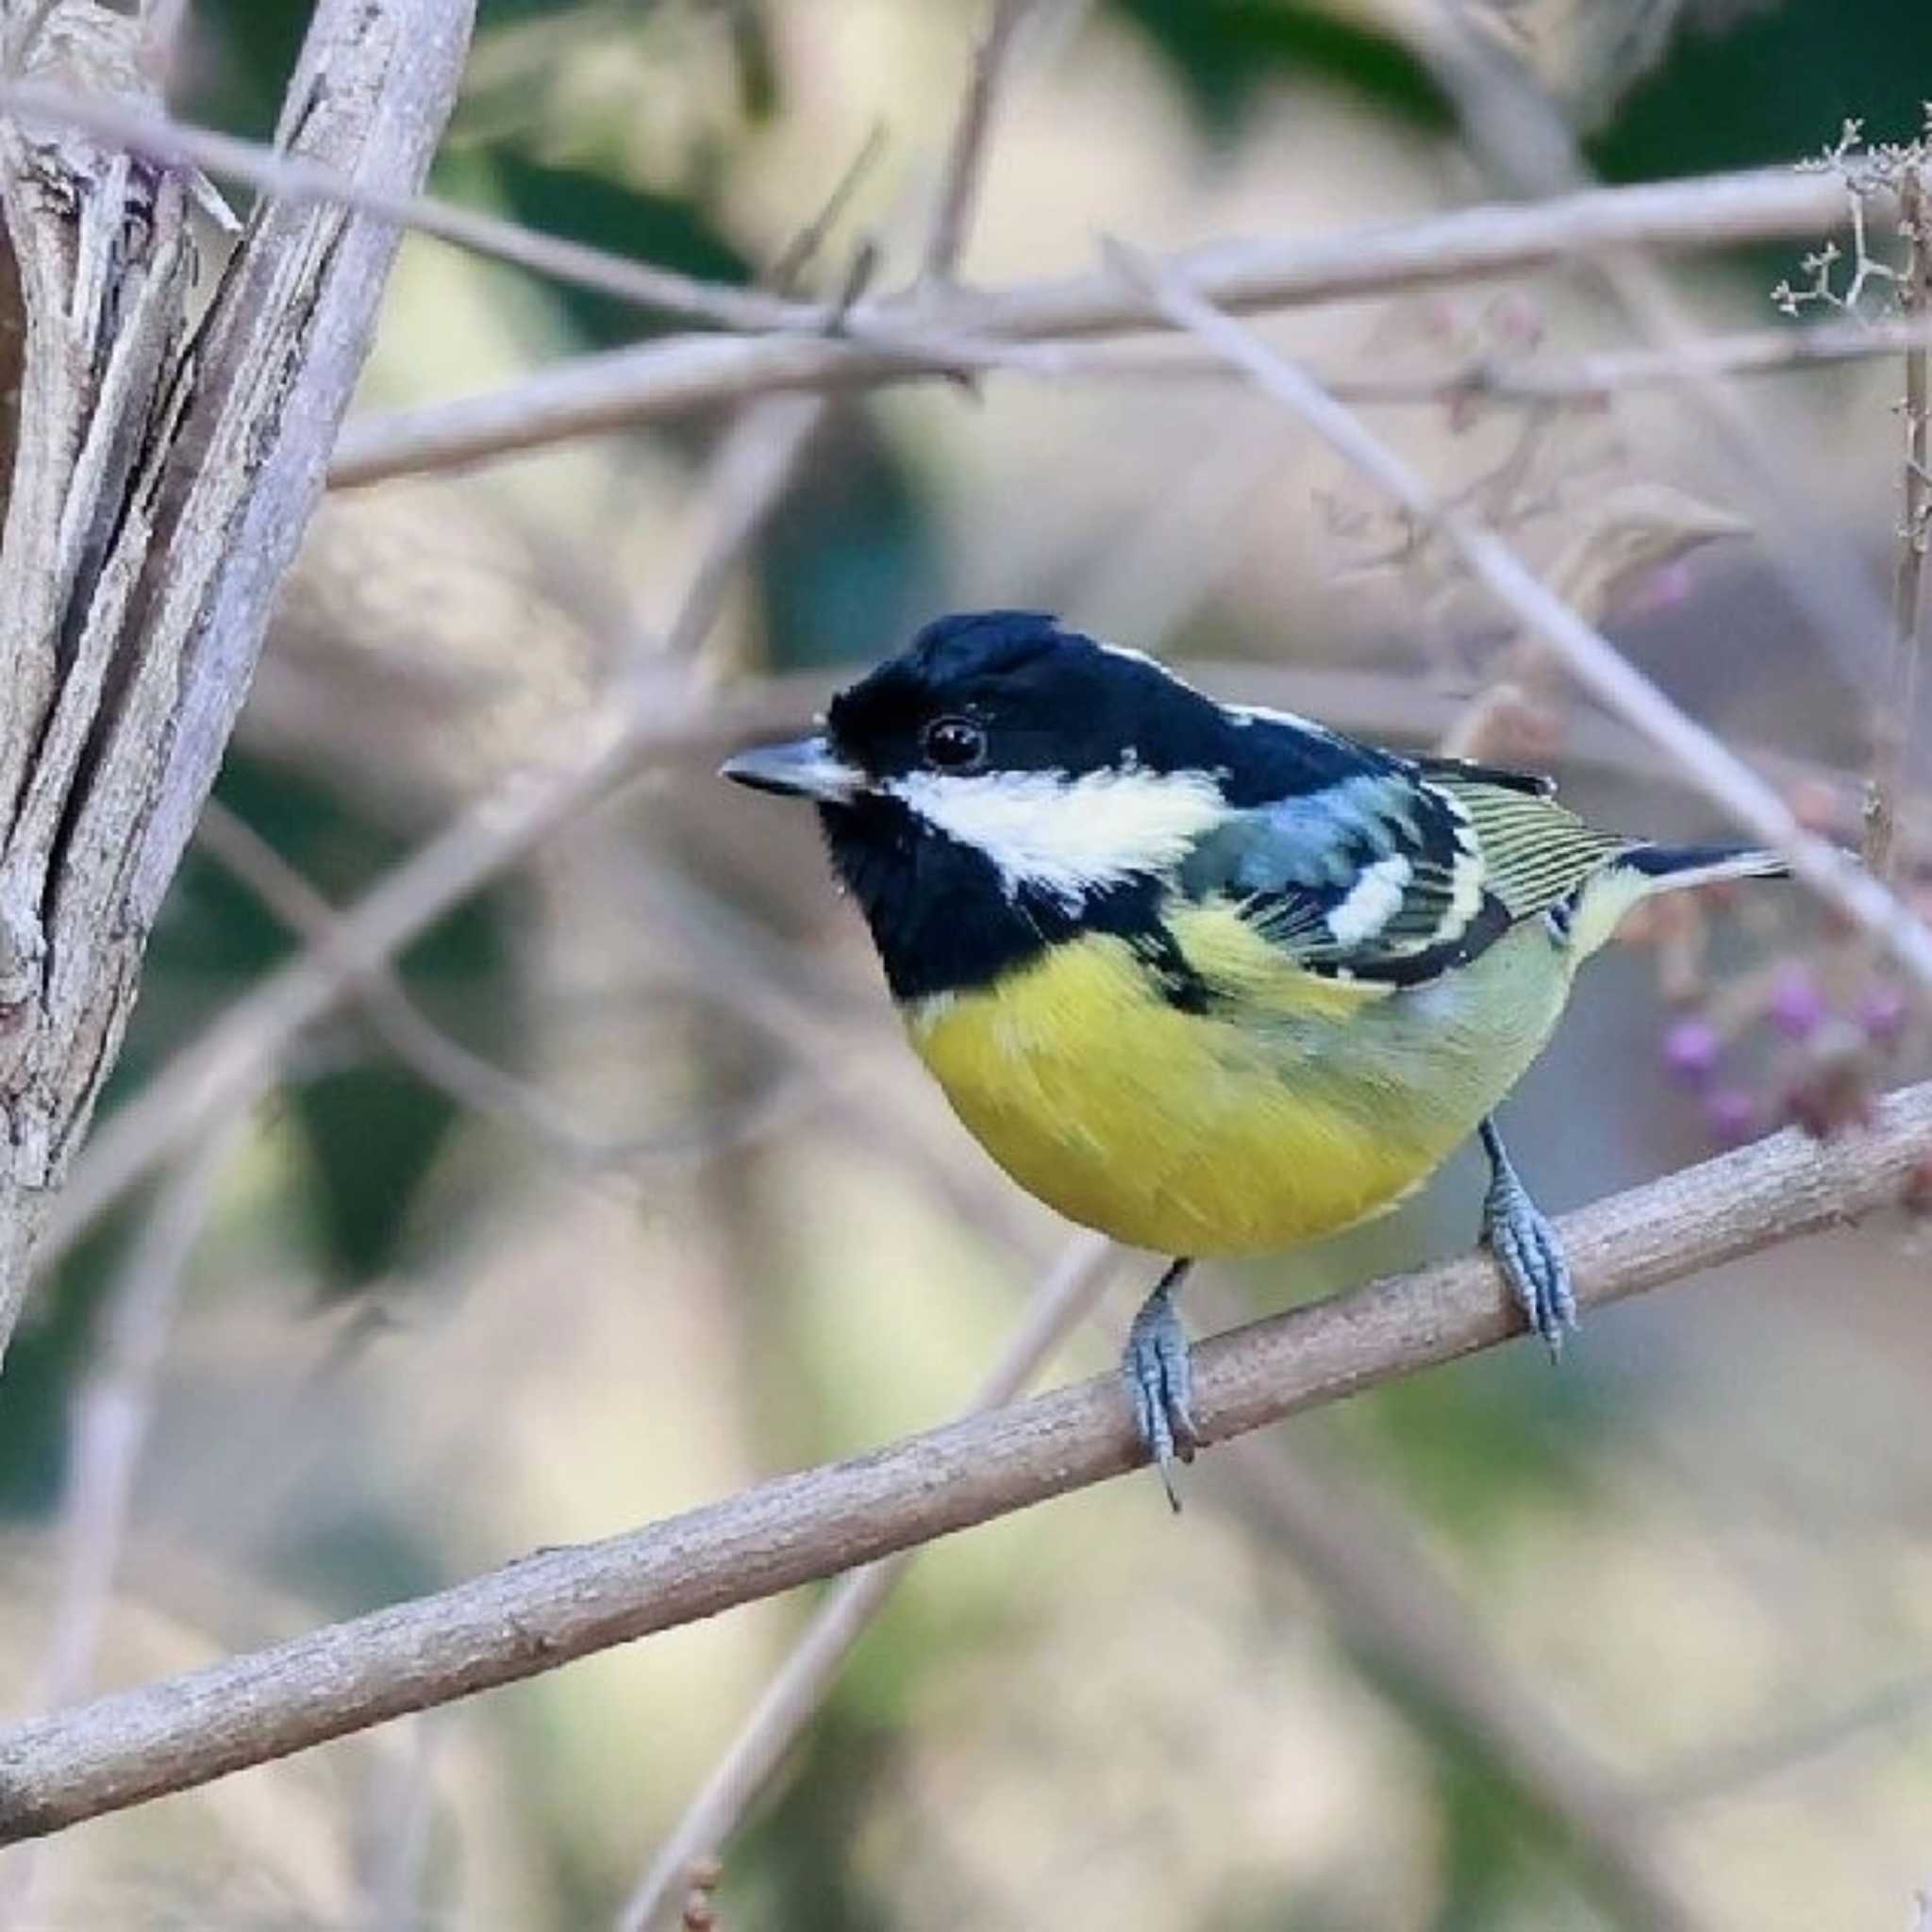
[1589,0,1932,183]
[1104,0,1452,140]
[175,0,314,139]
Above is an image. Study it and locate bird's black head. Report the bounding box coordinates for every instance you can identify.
[821,609,1230,785]
[721,611,1363,1000]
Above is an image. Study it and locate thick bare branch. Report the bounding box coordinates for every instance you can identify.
[1,1085,1928,1843]
[0,0,475,1363]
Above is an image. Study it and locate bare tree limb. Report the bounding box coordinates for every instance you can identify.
[326,308,1932,491]
[0,1084,1927,1843]
[0,76,1857,385]
[0,0,475,1367]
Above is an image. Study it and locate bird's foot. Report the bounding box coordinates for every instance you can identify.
[1122,1263,1196,1510]
[1481,1158,1576,1357]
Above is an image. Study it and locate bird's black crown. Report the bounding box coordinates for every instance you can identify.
[826,611,1217,785]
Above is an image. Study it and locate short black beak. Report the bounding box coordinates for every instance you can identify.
[719,735,864,804]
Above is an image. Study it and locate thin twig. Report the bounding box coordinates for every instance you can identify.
[766,121,886,296]
[1643,1670,1932,1812]
[1,1084,1928,1842]
[920,0,1035,285]
[1867,164,1932,878]
[1108,238,1932,995]
[615,1234,1115,1932]
[27,1129,237,1710]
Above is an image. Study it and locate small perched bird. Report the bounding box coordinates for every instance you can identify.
[723,612,1783,1500]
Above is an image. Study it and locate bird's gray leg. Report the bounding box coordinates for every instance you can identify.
[1123,1257,1196,1509]
[1478,1116,1576,1356]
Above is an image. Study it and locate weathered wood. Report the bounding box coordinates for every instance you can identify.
[0,0,475,1360]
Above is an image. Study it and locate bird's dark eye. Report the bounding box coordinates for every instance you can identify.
[920,715,987,773]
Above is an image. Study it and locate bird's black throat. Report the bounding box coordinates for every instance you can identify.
[817,794,1208,1008]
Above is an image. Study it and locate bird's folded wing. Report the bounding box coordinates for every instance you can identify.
[1175,759,1627,987]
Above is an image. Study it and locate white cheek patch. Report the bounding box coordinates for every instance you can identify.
[1326,852,1411,945]
[890,767,1225,907]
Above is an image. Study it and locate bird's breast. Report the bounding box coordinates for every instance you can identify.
[902,917,1573,1257]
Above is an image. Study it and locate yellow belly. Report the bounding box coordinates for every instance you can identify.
[906,914,1574,1258]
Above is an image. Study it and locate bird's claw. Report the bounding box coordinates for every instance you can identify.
[1123,1279,1196,1510]
[1482,1163,1576,1357]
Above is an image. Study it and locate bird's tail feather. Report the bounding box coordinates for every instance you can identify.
[1567,841,1786,959]
[1621,842,1790,891]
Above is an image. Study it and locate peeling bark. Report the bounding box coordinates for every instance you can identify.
[0,0,476,1362]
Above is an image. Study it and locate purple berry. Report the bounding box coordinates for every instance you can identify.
[1767,966,1828,1041]
[1857,981,1907,1045]
[1662,1018,1721,1082]
[1705,1086,1758,1145]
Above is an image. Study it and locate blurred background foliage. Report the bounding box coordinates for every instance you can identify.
[7,2,1932,1928]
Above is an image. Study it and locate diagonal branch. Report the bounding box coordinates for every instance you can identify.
[0,1084,1927,1844]
[1108,239,1932,996]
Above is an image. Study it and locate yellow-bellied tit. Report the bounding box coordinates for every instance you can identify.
[722,612,1785,1501]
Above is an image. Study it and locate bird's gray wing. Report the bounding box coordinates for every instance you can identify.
[1176,760,1625,986]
